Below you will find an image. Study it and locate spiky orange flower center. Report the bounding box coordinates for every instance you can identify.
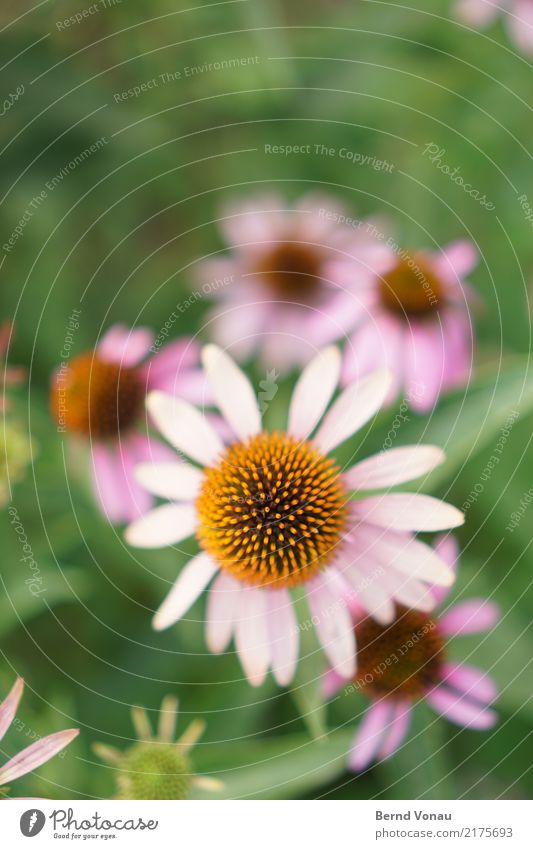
[380,255,443,317]
[257,242,324,300]
[354,607,445,700]
[196,432,348,589]
[50,352,144,438]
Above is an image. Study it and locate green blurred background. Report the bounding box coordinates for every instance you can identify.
[1,0,532,799]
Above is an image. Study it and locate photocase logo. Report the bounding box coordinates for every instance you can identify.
[20,809,46,837]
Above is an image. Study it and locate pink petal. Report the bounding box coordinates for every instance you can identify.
[404,321,445,413]
[442,663,498,705]
[146,338,200,383]
[431,534,459,605]
[439,599,500,636]
[202,345,261,441]
[91,442,131,524]
[342,561,396,625]
[348,702,394,771]
[441,310,473,390]
[206,573,241,654]
[153,552,218,631]
[507,0,533,55]
[352,526,455,587]
[288,346,341,440]
[209,301,268,361]
[219,194,285,247]
[0,729,79,785]
[343,312,403,402]
[379,701,412,760]
[455,0,500,26]
[314,369,392,455]
[235,588,271,687]
[116,437,154,521]
[345,445,445,491]
[306,571,356,678]
[124,503,197,548]
[0,678,24,743]
[266,589,299,687]
[98,325,154,366]
[352,493,464,532]
[322,668,348,699]
[427,686,497,730]
[432,240,479,283]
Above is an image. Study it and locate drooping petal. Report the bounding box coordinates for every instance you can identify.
[342,561,396,625]
[144,338,200,389]
[125,503,197,548]
[206,572,241,654]
[507,0,533,56]
[91,442,132,524]
[314,369,392,455]
[0,677,24,743]
[352,524,455,588]
[342,312,403,402]
[146,391,223,465]
[98,324,154,366]
[235,588,271,687]
[322,668,349,699]
[431,533,459,604]
[439,599,500,636]
[404,321,445,413]
[202,344,261,441]
[348,702,394,771]
[432,240,479,283]
[345,445,445,491]
[288,346,341,440]
[266,590,299,687]
[426,686,497,730]
[152,552,218,631]
[0,729,79,785]
[306,571,356,678]
[378,701,412,760]
[441,663,498,705]
[352,493,464,532]
[135,462,203,502]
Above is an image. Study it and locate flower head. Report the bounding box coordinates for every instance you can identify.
[199,194,381,372]
[94,696,222,800]
[455,0,533,56]
[324,536,500,771]
[0,678,78,796]
[338,239,479,412]
[126,344,463,687]
[50,324,207,524]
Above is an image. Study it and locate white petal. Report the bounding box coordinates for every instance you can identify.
[314,369,392,455]
[343,563,395,625]
[135,462,203,501]
[202,344,261,441]
[353,524,455,587]
[387,568,436,612]
[235,588,270,687]
[306,571,356,677]
[345,445,445,491]
[125,503,197,548]
[352,494,464,532]
[153,552,218,631]
[266,589,299,686]
[288,346,341,440]
[206,572,241,653]
[146,391,223,466]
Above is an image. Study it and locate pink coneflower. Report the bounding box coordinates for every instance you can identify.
[50,324,207,524]
[339,239,479,412]
[455,0,533,56]
[324,536,499,771]
[199,194,381,372]
[0,677,78,795]
[125,344,463,687]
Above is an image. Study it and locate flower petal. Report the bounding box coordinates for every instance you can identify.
[433,240,479,282]
[439,599,500,636]
[342,562,396,625]
[442,662,498,705]
[91,443,131,524]
[202,344,261,441]
[379,701,412,760]
[0,677,24,743]
[153,552,218,631]
[431,534,459,604]
[135,462,203,502]
[352,525,455,587]
[206,572,241,653]
[0,729,79,785]
[235,588,271,687]
[427,686,497,730]
[146,391,223,466]
[125,503,197,548]
[288,346,341,439]
[345,445,445,491]
[348,702,394,771]
[266,589,299,686]
[322,668,348,699]
[352,493,464,532]
[98,324,154,366]
[306,571,356,678]
[314,369,392,455]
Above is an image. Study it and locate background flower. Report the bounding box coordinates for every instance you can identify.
[455,0,533,55]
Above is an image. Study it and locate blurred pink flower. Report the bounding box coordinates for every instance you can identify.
[199,194,382,372]
[50,324,208,524]
[455,0,533,56]
[125,345,463,687]
[338,239,479,412]
[0,677,78,795]
[0,322,25,412]
[324,536,500,771]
